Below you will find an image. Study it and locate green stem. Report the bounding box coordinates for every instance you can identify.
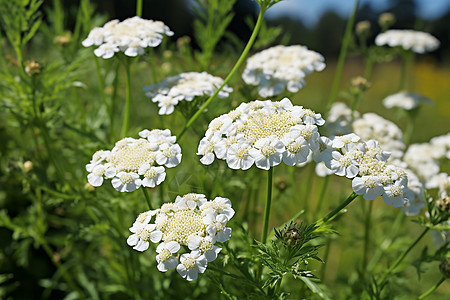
[142,187,152,210]
[316,192,359,225]
[303,164,315,222]
[121,60,132,138]
[38,237,84,298]
[313,175,329,220]
[261,167,273,244]
[362,200,373,273]
[417,276,446,300]
[320,239,332,280]
[377,227,430,286]
[93,57,108,110]
[326,0,360,110]
[136,0,143,17]
[399,50,413,91]
[177,7,266,140]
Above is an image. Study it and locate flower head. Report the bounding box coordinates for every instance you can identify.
[144,72,233,115]
[382,92,433,111]
[320,135,410,207]
[82,16,173,59]
[86,129,181,192]
[242,45,325,97]
[127,193,234,280]
[198,98,325,170]
[375,29,439,53]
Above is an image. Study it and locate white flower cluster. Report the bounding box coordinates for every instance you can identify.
[324,102,358,136]
[197,98,325,170]
[127,193,234,281]
[86,129,181,192]
[144,72,233,115]
[375,29,440,54]
[82,16,173,59]
[382,92,433,110]
[242,45,325,97]
[352,112,405,160]
[319,133,410,207]
[404,133,450,197]
[325,102,405,159]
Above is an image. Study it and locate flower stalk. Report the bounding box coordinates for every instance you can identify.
[326,0,360,110]
[121,59,132,138]
[377,227,430,286]
[177,7,266,140]
[417,276,446,300]
[316,192,359,225]
[262,167,274,244]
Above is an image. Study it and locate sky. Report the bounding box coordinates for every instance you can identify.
[265,0,450,26]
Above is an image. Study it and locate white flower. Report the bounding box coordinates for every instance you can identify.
[352,176,384,200]
[156,241,180,272]
[111,171,142,192]
[332,133,361,149]
[281,135,310,166]
[382,180,407,207]
[226,142,255,170]
[144,72,233,115]
[249,136,285,170]
[375,29,440,53]
[175,193,208,210]
[82,16,173,59]
[127,223,163,252]
[426,173,450,197]
[188,235,222,262]
[313,136,333,167]
[324,102,358,136]
[315,162,333,177]
[242,45,325,97]
[156,144,182,168]
[382,92,433,111]
[352,113,405,160]
[176,250,207,281]
[330,151,359,178]
[138,164,166,188]
[200,197,235,221]
[203,213,232,243]
[86,129,180,192]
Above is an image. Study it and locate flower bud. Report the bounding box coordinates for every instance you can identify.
[274,176,289,192]
[84,182,95,192]
[378,13,396,30]
[23,161,33,173]
[356,21,371,37]
[25,60,42,76]
[176,36,191,50]
[351,76,371,93]
[439,257,450,278]
[54,31,72,47]
[436,196,450,212]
